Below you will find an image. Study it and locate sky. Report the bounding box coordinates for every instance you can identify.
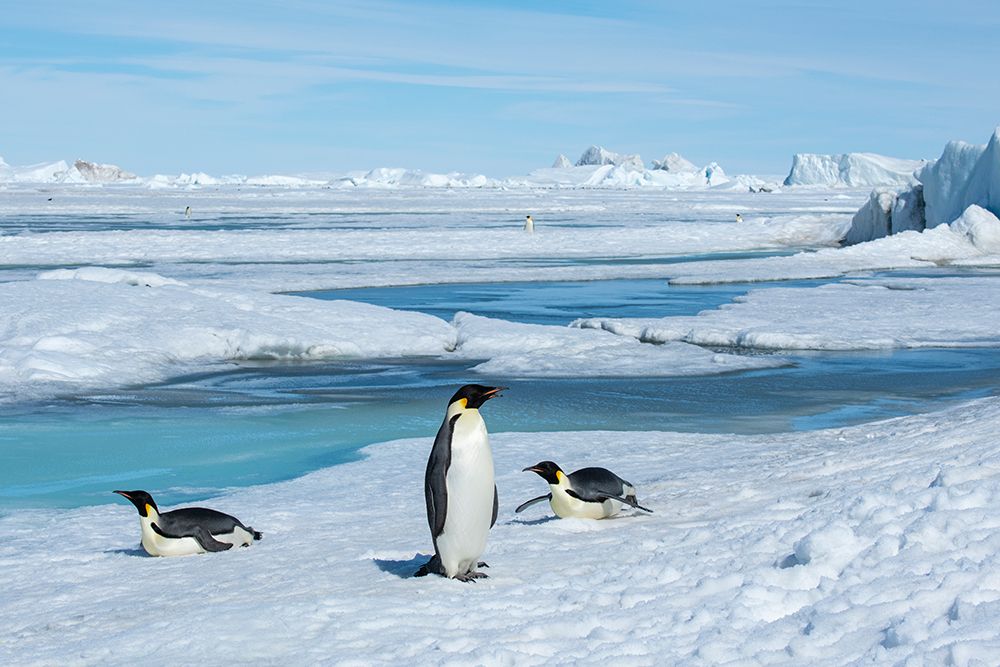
[1,0,998,177]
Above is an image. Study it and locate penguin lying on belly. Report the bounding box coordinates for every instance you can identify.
[517,461,653,519]
[114,490,262,557]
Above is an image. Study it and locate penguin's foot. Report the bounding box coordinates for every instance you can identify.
[414,554,445,578]
[454,571,489,582]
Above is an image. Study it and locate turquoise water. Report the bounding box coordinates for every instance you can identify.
[3,233,999,510]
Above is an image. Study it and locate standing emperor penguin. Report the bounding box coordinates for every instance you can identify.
[517,461,652,519]
[524,215,534,233]
[114,490,261,557]
[415,384,506,581]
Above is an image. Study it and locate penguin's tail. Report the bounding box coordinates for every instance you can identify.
[414,553,443,578]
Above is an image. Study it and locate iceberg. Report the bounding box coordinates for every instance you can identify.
[843,127,1000,244]
[651,152,698,173]
[551,154,572,169]
[575,145,644,170]
[784,153,923,187]
[71,159,137,183]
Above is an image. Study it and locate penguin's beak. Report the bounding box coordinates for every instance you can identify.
[522,465,541,474]
[113,490,131,500]
[483,386,507,400]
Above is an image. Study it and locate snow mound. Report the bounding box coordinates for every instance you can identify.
[950,205,1000,253]
[784,153,923,187]
[451,312,787,377]
[652,152,699,173]
[0,275,456,401]
[38,267,187,287]
[551,154,572,169]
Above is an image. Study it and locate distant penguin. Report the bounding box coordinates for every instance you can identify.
[415,384,506,581]
[517,461,652,519]
[736,213,743,223]
[184,206,192,218]
[114,490,261,557]
[524,215,534,233]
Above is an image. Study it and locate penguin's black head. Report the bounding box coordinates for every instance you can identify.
[523,460,564,485]
[114,490,158,517]
[449,384,507,410]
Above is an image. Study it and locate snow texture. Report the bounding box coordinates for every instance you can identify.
[3,396,1000,664]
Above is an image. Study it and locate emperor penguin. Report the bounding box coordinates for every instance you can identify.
[735,213,743,223]
[184,205,192,218]
[517,461,652,519]
[524,215,534,233]
[114,490,262,557]
[415,384,506,581]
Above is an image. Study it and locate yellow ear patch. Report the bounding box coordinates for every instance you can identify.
[556,471,565,482]
[145,504,155,516]
[458,398,468,409]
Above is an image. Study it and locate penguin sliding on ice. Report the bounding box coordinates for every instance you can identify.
[517,461,653,519]
[114,490,262,557]
[415,384,506,581]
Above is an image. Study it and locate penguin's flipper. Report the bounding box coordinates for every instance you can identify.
[607,494,653,513]
[515,494,552,513]
[151,521,234,552]
[425,414,459,540]
[491,485,499,528]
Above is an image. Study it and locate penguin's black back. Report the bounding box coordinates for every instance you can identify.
[567,467,629,502]
[157,507,248,536]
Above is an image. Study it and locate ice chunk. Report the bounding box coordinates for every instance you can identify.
[784,153,923,187]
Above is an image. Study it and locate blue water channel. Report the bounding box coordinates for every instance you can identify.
[3,275,1000,511]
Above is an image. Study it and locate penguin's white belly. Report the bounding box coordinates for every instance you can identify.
[139,521,253,557]
[436,413,494,576]
[550,488,622,519]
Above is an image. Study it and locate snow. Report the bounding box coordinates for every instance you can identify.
[784,152,924,187]
[2,172,1000,663]
[452,312,788,377]
[3,394,1000,664]
[0,270,456,402]
[575,276,1000,350]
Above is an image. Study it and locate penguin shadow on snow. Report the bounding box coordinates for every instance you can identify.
[506,515,559,527]
[104,546,152,557]
[373,553,434,579]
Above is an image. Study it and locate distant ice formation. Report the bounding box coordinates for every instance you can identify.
[551,154,572,169]
[784,152,924,187]
[72,159,137,183]
[575,145,644,170]
[651,152,698,173]
[844,127,1000,245]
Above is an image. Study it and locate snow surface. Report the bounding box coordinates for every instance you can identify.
[575,276,1000,350]
[452,312,788,377]
[784,153,924,188]
[0,270,788,402]
[4,396,1000,664]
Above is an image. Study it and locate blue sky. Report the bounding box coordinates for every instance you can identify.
[1,0,998,176]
